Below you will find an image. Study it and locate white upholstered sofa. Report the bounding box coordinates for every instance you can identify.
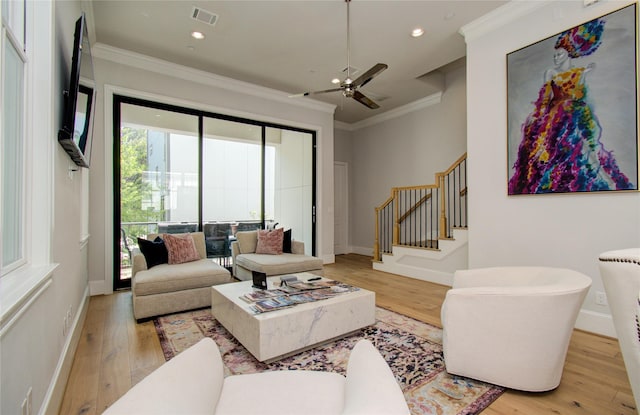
[441,266,591,392]
[132,232,232,321]
[231,230,323,280]
[102,337,410,415]
[599,248,640,412]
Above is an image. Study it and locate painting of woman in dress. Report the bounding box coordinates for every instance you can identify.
[507,5,637,195]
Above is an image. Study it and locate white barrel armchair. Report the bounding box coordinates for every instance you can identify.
[599,248,640,413]
[102,337,410,415]
[441,266,591,392]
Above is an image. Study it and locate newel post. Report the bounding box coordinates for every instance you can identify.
[373,207,380,261]
[392,188,399,246]
[439,173,447,239]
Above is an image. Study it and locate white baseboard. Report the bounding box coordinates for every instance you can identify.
[350,245,373,256]
[373,261,454,286]
[42,286,90,415]
[575,308,616,338]
[322,254,336,264]
[89,279,106,296]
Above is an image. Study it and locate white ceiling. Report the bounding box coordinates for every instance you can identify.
[88,0,507,124]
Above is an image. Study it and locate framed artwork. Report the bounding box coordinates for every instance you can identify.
[507,4,638,195]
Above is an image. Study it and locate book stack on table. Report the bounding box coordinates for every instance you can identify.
[240,278,359,314]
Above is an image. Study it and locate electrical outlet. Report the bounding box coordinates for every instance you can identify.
[595,291,608,306]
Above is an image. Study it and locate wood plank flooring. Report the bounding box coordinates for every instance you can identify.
[60,254,636,415]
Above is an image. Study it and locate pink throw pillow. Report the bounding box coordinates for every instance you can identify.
[163,233,200,264]
[255,228,284,255]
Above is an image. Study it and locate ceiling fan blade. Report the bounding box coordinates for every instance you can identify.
[289,88,343,98]
[352,90,379,109]
[351,63,388,88]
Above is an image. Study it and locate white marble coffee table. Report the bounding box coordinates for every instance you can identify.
[211,274,376,362]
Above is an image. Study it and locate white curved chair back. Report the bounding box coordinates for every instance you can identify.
[599,249,640,413]
[442,266,591,392]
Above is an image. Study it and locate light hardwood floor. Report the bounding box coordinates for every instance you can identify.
[60,254,636,415]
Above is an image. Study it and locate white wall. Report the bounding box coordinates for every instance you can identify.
[346,66,468,254]
[464,0,640,337]
[88,46,336,293]
[276,130,314,254]
[1,1,91,414]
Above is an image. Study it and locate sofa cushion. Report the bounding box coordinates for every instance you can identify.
[148,232,207,260]
[236,231,258,254]
[215,371,345,415]
[255,228,284,255]
[343,340,410,415]
[134,259,231,296]
[163,233,200,264]
[236,253,323,276]
[137,236,168,268]
[102,338,223,415]
[283,229,292,253]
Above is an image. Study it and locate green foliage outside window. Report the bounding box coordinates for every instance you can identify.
[120,127,166,254]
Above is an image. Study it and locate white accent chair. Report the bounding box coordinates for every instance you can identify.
[441,266,591,392]
[102,337,410,415]
[599,248,640,413]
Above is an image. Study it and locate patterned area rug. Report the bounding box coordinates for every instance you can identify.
[154,307,503,415]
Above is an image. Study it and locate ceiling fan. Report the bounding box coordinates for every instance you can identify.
[290,0,388,109]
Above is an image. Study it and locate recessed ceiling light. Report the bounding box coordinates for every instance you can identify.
[191,31,205,40]
[331,78,341,84]
[411,28,425,38]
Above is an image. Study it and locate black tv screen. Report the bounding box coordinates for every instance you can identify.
[58,13,96,168]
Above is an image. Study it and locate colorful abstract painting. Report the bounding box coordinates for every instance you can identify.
[507,4,638,195]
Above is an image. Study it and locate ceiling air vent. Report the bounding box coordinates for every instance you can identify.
[191,6,218,26]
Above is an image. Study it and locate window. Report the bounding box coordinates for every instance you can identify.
[1,2,27,274]
[114,96,316,289]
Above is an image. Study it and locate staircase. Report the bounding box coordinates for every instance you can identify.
[373,154,467,286]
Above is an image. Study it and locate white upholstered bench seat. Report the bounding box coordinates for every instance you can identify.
[235,252,323,277]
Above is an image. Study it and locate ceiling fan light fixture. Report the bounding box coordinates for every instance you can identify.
[191,31,205,40]
[331,78,341,84]
[411,27,425,38]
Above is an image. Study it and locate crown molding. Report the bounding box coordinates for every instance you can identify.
[459,0,550,42]
[335,92,443,132]
[91,43,336,115]
[334,120,352,131]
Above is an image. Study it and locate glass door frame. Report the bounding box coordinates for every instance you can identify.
[112,94,317,291]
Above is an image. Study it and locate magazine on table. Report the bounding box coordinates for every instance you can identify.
[286,293,317,304]
[241,289,287,303]
[242,279,360,312]
[252,296,296,313]
[282,279,341,291]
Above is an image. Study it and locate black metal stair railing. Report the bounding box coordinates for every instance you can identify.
[373,153,467,262]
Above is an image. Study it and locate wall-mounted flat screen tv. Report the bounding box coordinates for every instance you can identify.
[58,13,96,168]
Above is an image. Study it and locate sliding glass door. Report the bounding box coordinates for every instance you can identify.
[114,96,316,289]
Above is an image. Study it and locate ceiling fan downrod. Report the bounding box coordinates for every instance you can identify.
[288,0,387,110]
[345,0,352,85]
